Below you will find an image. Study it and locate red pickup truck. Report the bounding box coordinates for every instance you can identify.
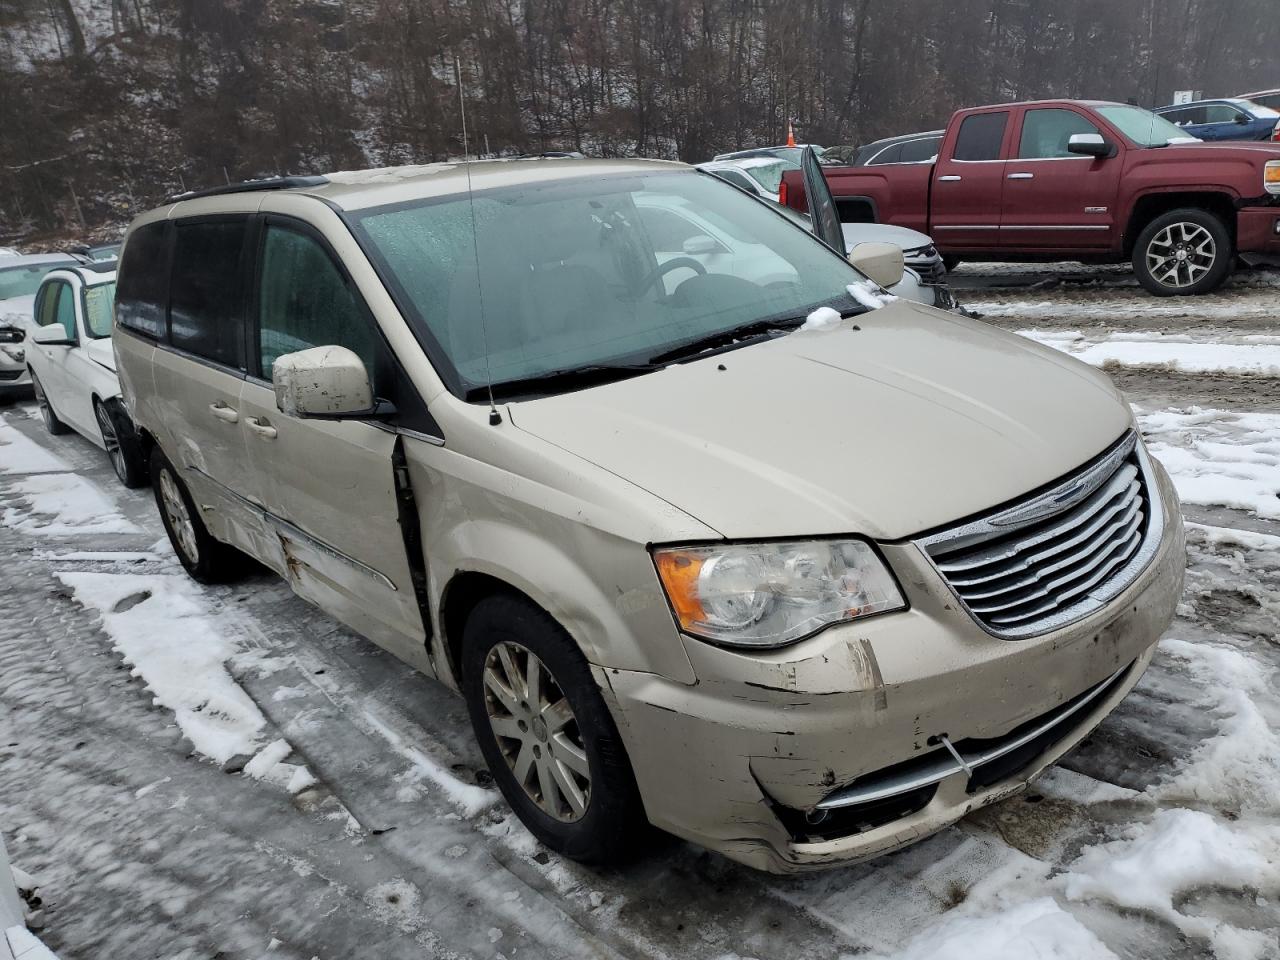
[781,99,1280,295]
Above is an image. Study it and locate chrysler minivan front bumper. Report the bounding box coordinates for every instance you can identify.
[603,456,1184,873]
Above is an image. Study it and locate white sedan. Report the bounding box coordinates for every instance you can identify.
[25,264,147,487]
[0,253,82,401]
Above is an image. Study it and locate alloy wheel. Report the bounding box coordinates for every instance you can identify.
[158,468,199,563]
[482,640,591,822]
[96,403,126,482]
[1145,222,1216,289]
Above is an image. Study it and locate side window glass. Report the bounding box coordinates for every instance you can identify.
[1202,104,1239,124]
[868,143,903,165]
[1018,109,1102,159]
[36,282,60,328]
[257,226,378,385]
[116,222,170,336]
[952,112,1009,161]
[54,283,76,338]
[169,220,248,369]
[899,137,941,163]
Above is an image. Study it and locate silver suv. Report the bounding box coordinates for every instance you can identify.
[113,160,1185,873]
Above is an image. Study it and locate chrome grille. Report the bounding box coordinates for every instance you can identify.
[918,432,1162,639]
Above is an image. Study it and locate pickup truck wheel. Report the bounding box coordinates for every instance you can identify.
[461,593,649,865]
[1133,208,1233,296]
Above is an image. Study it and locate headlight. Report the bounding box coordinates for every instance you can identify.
[653,539,906,647]
[1265,160,1280,196]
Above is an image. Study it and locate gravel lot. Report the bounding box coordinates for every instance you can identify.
[2,263,1278,960]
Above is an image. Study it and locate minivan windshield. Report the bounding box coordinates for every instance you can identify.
[1096,105,1200,147]
[351,170,870,398]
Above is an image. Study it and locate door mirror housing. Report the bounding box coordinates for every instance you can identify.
[31,324,74,346]
[272,345,390,419]
[681,235,721,256]
[1066,133,1115,158]
[849,242,905,290]
[1234,113,1251,125]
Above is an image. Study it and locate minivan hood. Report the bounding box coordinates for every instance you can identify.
[509,301,1131,540]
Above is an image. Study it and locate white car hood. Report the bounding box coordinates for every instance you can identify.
[85,337,116,372]
[0,294,36,332]
[841,222,933,252]
[509,300,1130,541]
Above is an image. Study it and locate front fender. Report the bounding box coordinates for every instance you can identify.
[428,517,697,689]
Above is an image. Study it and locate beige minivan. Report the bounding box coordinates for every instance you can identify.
[113,158,1184,873]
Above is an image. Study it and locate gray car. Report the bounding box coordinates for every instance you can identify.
[114,160,1184,873]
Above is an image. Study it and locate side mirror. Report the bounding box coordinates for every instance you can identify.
[31,324,74,346]
[849,242,905,289]
[682,235,721,256]
[1067,133,1115,158]
[1234,113,1250,125]
[272,345,388,419]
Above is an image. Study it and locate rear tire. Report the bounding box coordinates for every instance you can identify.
[1132,208,1234,296]
[150,448,248,583]
[461,593,649,865]
[31,370,69,435]
[95,398,147,488]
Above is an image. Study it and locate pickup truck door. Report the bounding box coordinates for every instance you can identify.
[930,109,1011,250]
[1000,106,1122,251]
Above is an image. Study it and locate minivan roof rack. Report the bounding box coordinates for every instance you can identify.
[167,175,330,204]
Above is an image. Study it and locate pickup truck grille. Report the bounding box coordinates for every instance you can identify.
[918,432,1162,639]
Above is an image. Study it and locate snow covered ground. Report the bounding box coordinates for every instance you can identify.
[1,263,1279,958]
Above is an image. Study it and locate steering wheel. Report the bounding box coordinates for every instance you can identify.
[638,256,707,295]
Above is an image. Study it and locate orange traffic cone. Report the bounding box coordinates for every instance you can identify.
[786,122,796,147]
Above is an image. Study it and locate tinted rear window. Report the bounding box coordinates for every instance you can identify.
[952,112,1009,161]
[900,137,942,162]
[115,222,170,336]
[168,219,247,369]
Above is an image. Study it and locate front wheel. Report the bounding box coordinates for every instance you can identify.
[95,398,147,488]
[461,593,649,864]
[1132,208,1234,296]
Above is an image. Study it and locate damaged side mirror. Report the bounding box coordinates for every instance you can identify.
[272,345,394,420]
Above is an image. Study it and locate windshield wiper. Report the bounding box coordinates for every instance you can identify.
[647,317,806,365]
[465,362,659,401]
[647,306,866,365]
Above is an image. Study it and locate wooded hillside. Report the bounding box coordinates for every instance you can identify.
[2,0,1277,240]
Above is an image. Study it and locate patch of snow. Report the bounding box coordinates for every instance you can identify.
[1137,407,1280,520]
[1020,329,1280,376]
[54,571,266,763]
[1153,638,1280,814]
[864,897,1118,960]
[0,419,68,474]
[799,306,841,331]
[2,473,141,535]
[848,279,896,310]
[1062,808,1280,960]
[359,710,495,817]
[1033,766,1141,805]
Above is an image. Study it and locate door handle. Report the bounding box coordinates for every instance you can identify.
[209,402,239,423]
[1007,172,1035,180]
[246,416,278,440]
[938,175,962,182]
